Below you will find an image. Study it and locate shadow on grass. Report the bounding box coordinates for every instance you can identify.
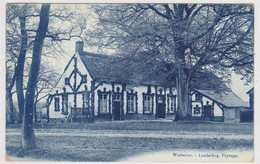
[6,134,253,162]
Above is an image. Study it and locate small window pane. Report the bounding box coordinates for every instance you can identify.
[128,94,136,113]
[144,95,152,113]
[54,97,60,112]
[100,93,108,114]
[169,97,176,113]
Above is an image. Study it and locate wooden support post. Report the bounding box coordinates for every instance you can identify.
[111,82,115,121]
[87,92,91,123]
[155,86,158,119]
[121,83,126,120]
[211,102,215,121]
[71,107,73,123]
[47,105,49,123]
[73,57,77,108]
[90,81,95,123]
[222,107,225,122]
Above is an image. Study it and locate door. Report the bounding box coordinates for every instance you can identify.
[113,94,121,120]
[157,95,165,118]
[203,105,212,121]
[114,101,121,120]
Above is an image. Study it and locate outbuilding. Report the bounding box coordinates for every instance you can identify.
[191,90,249,123]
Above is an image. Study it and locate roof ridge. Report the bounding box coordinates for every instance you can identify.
[81,51,118,59]
[195,89,249,107]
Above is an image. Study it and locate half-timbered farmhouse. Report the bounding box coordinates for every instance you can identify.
[45,41,248,123]
[46,41,177,123]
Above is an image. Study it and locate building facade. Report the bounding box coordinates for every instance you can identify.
[46,42,249,123]
[191,90,249,122]
[46,42,177,122]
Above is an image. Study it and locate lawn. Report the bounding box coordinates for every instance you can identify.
[6,120,254,162]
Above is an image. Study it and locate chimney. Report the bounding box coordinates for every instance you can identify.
[75,41,83,53]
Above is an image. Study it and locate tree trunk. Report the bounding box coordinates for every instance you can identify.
[174,51,191,121]
[22,4,50,150]
[16,16,27,123]
[34,101,37,122]
[6,90,15,124]
[6,65,18,124]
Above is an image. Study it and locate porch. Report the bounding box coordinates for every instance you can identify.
[67,107,92,123]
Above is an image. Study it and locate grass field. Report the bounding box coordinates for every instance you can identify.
[6,120,254,162]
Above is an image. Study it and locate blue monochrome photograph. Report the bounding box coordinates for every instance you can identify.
[5,3,254,162]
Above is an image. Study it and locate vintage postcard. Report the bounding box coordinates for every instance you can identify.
[4,1,256,163]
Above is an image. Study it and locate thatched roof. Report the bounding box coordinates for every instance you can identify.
[79,51,174,86]
[195,89,249,108]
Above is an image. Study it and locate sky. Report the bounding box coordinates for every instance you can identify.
[2,3,256,104]
[47,3,254,102]
[230,73,253,102]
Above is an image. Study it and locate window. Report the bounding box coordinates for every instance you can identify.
[127,94,136,113]
[193,105,201,114]
[100,93,108,114]
[62,94,68,114]
[144,95,153,114]
[168,96,176,113]
[54,97,60,112]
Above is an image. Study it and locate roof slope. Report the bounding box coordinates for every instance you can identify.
[79,51,174,86]
[195,89,249,108]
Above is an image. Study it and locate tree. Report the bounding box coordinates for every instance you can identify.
[7,4,40,123]
[22,4,50,149]
[86,4,253,120]
[6,3,87,123]
[18,3,86,149]
[6,63,17,124]
[6,4,23,123]
[16,5,30,123]
[33,62,60,122]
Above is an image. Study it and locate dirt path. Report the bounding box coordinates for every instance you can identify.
[6,121,254,162]
[6,129,253,140]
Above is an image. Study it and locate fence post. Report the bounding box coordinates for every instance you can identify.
[71,106,73,123]
[81,108,83,124]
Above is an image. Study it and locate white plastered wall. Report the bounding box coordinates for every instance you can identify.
[202,97,223,116]
[49,52,93,119]
[49,51,178,119]
[191,93,223,117]
[94,84,176,116]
